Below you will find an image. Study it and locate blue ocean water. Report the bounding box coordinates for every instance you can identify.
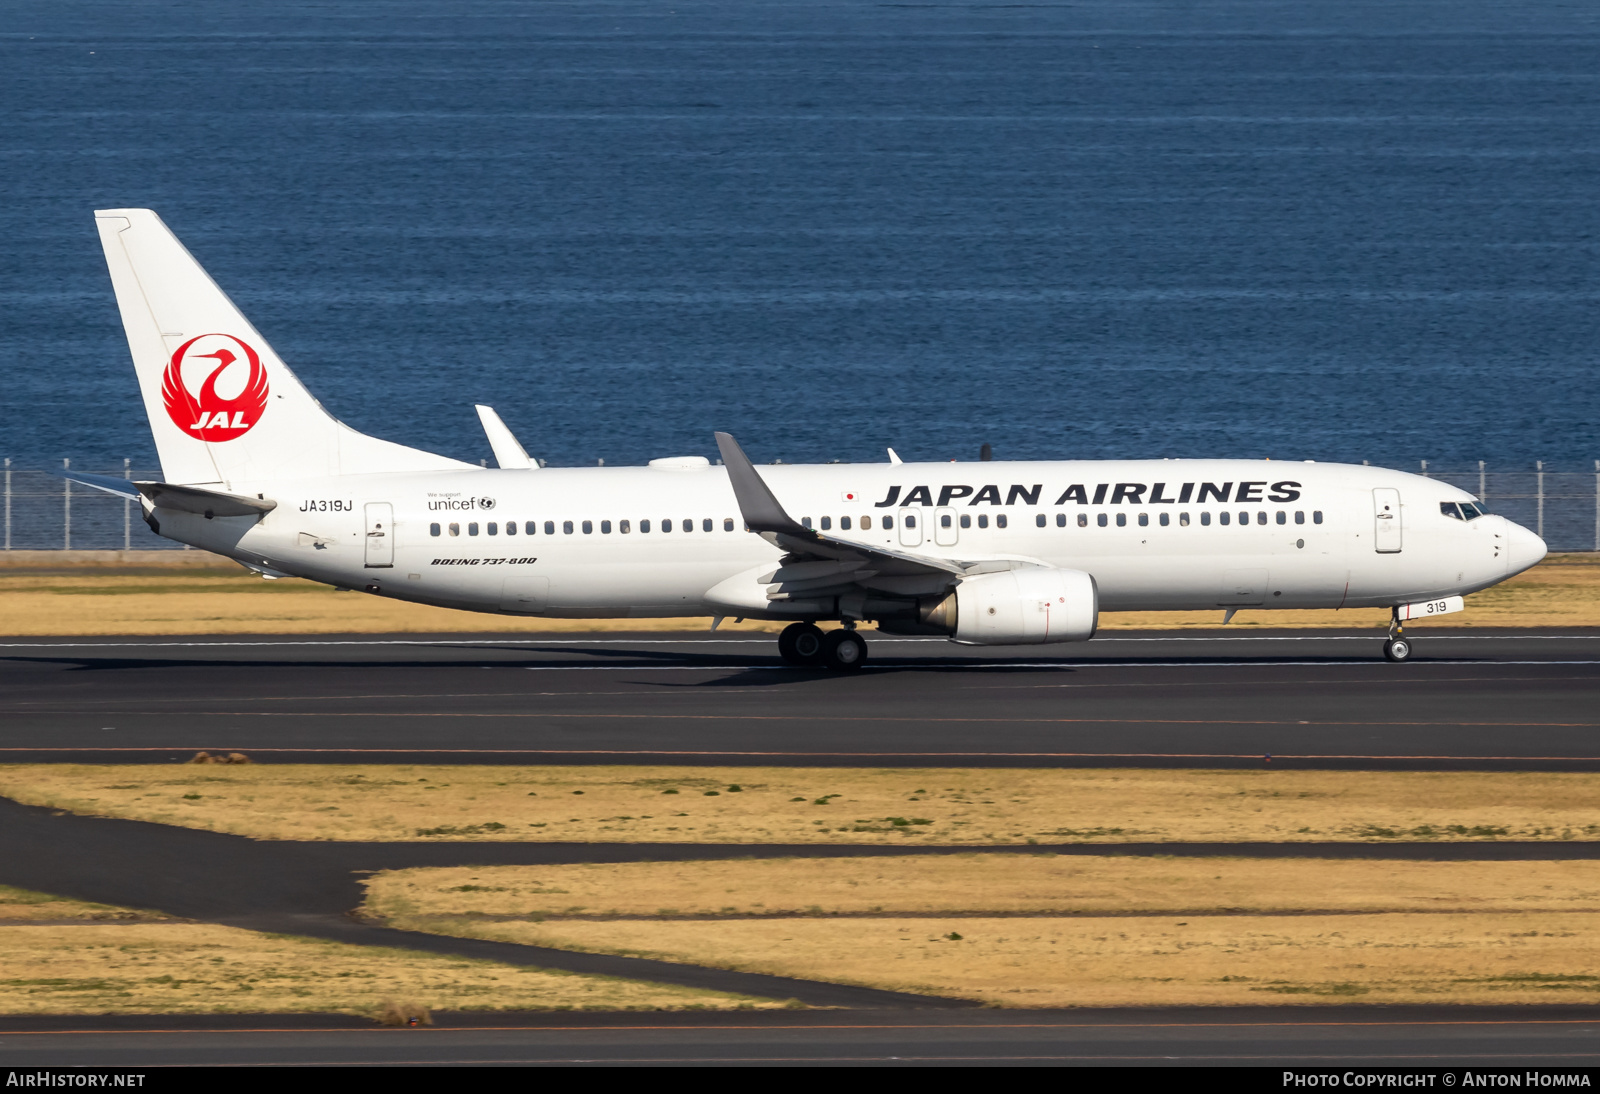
[2,0,1598,472]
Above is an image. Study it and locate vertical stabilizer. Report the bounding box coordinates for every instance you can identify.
[94,209,472,485]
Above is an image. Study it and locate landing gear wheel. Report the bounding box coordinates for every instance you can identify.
[1383,637,1413,663]
[820,629,868,672]
[778,622,825,666]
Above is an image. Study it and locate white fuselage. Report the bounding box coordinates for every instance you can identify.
[154,457,1545,624]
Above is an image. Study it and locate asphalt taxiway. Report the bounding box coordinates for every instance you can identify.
[7,1008,1600,1066]
[1,629,1598,767]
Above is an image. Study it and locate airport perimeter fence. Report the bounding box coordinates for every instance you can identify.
[2,459,1600,552]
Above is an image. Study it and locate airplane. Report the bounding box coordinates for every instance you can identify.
[69,208,1548,669]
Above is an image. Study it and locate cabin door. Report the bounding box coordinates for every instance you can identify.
[363,502,394,568]
[934,507,959,546]
[1372,488,1402,553]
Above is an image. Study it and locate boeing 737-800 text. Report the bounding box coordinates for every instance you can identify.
[69,209,1547,669]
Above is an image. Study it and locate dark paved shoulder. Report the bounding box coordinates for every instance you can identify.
[6,1006,1600,1066]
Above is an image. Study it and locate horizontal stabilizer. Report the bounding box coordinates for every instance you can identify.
[60,470,141,499]
[63,471,275,518]
[137,481,277,518]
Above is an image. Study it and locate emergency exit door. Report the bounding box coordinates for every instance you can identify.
[364,502,394,567]
[1372,488,1402,553]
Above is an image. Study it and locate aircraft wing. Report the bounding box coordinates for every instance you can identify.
[714,432,971,602]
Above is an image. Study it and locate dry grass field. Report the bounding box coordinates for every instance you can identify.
[7,764,1600,845]
[362,858,1600,920]
[421,912,1600,1008]
[0,552,1595,634]
[361,857,1600,1007]
[0,884,767,1016]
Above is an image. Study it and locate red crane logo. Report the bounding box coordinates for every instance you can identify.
[162,334,270,441]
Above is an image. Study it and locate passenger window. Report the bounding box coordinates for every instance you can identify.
[1180,512,1189,526]
[526,521,537,535]
[960,514,971,529]
[725,518,735,531]
[1238,511,1248,525]
[487,522,498,535]
[661,518,672,533]
[544,521,555,535]
[563,521,574,534]
[448,522,460,536]
[682,519,693,533]
[1078,513,1088,528]
[1275,511,1286,525]
[1219,512,1230,526]
[905,514,917,528]
[1159,513,1169,527]
[429,523,441,537]
[641,519,651,533]
[601,520,612,534]
[941,514,952,529]
[860,516,872,531]
[703,518,714,532]
[1138,513,1148,527]
[1256,512,1266,525]
[1295,511,1304,525]
[1097,513,1107,527]
[997,514,1007,529]
[820,516,832,531]
[506,521,516,536]
[801,517,812,529]
[1200,512,1210,526]
[1116,513,1127,527]
[621,520,631,533]
[1056,513,1066,527]
[1036,514,1046,528]
[468,522,479,536]
[840,516,851,531]
[883,516,894,530]
[977,514,989,529]
[582,520,593,534]
[1313,511,1323,524]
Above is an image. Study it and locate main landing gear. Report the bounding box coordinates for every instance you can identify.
[778,622,868,672]
[1383,608,1413,663]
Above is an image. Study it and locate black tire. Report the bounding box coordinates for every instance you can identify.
[1383,637,1413,663]
[778,622,825,666]
[820,629,868,672]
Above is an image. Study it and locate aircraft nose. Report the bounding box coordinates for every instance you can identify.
[1504,519,1547,577]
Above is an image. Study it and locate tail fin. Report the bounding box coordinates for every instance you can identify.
[94,209,471,485]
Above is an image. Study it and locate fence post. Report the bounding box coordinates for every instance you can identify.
[1421,459,1428,478]
[1594,460,1599,552]
[1479,460,1486,505]
[3,457,9,550]
[123,457,131,550]
[1536,460,1544,541]
[62,458,71,550]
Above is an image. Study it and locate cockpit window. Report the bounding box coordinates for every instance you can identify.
[1443,501,1488,521]
[1460,502,1486,520]
[1440,502,1463,521]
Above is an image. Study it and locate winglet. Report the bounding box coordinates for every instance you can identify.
[887,447,903,465]
[714,432,813,538]
[475,405,535,469]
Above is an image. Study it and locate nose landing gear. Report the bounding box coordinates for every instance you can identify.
[777,622,868,671]
[1383,608,1413,663]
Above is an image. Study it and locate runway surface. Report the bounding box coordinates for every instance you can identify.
[7,1008,1600,1066]
[2,629,1599,767]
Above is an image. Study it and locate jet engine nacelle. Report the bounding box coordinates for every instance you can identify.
[948,567,1098,645]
